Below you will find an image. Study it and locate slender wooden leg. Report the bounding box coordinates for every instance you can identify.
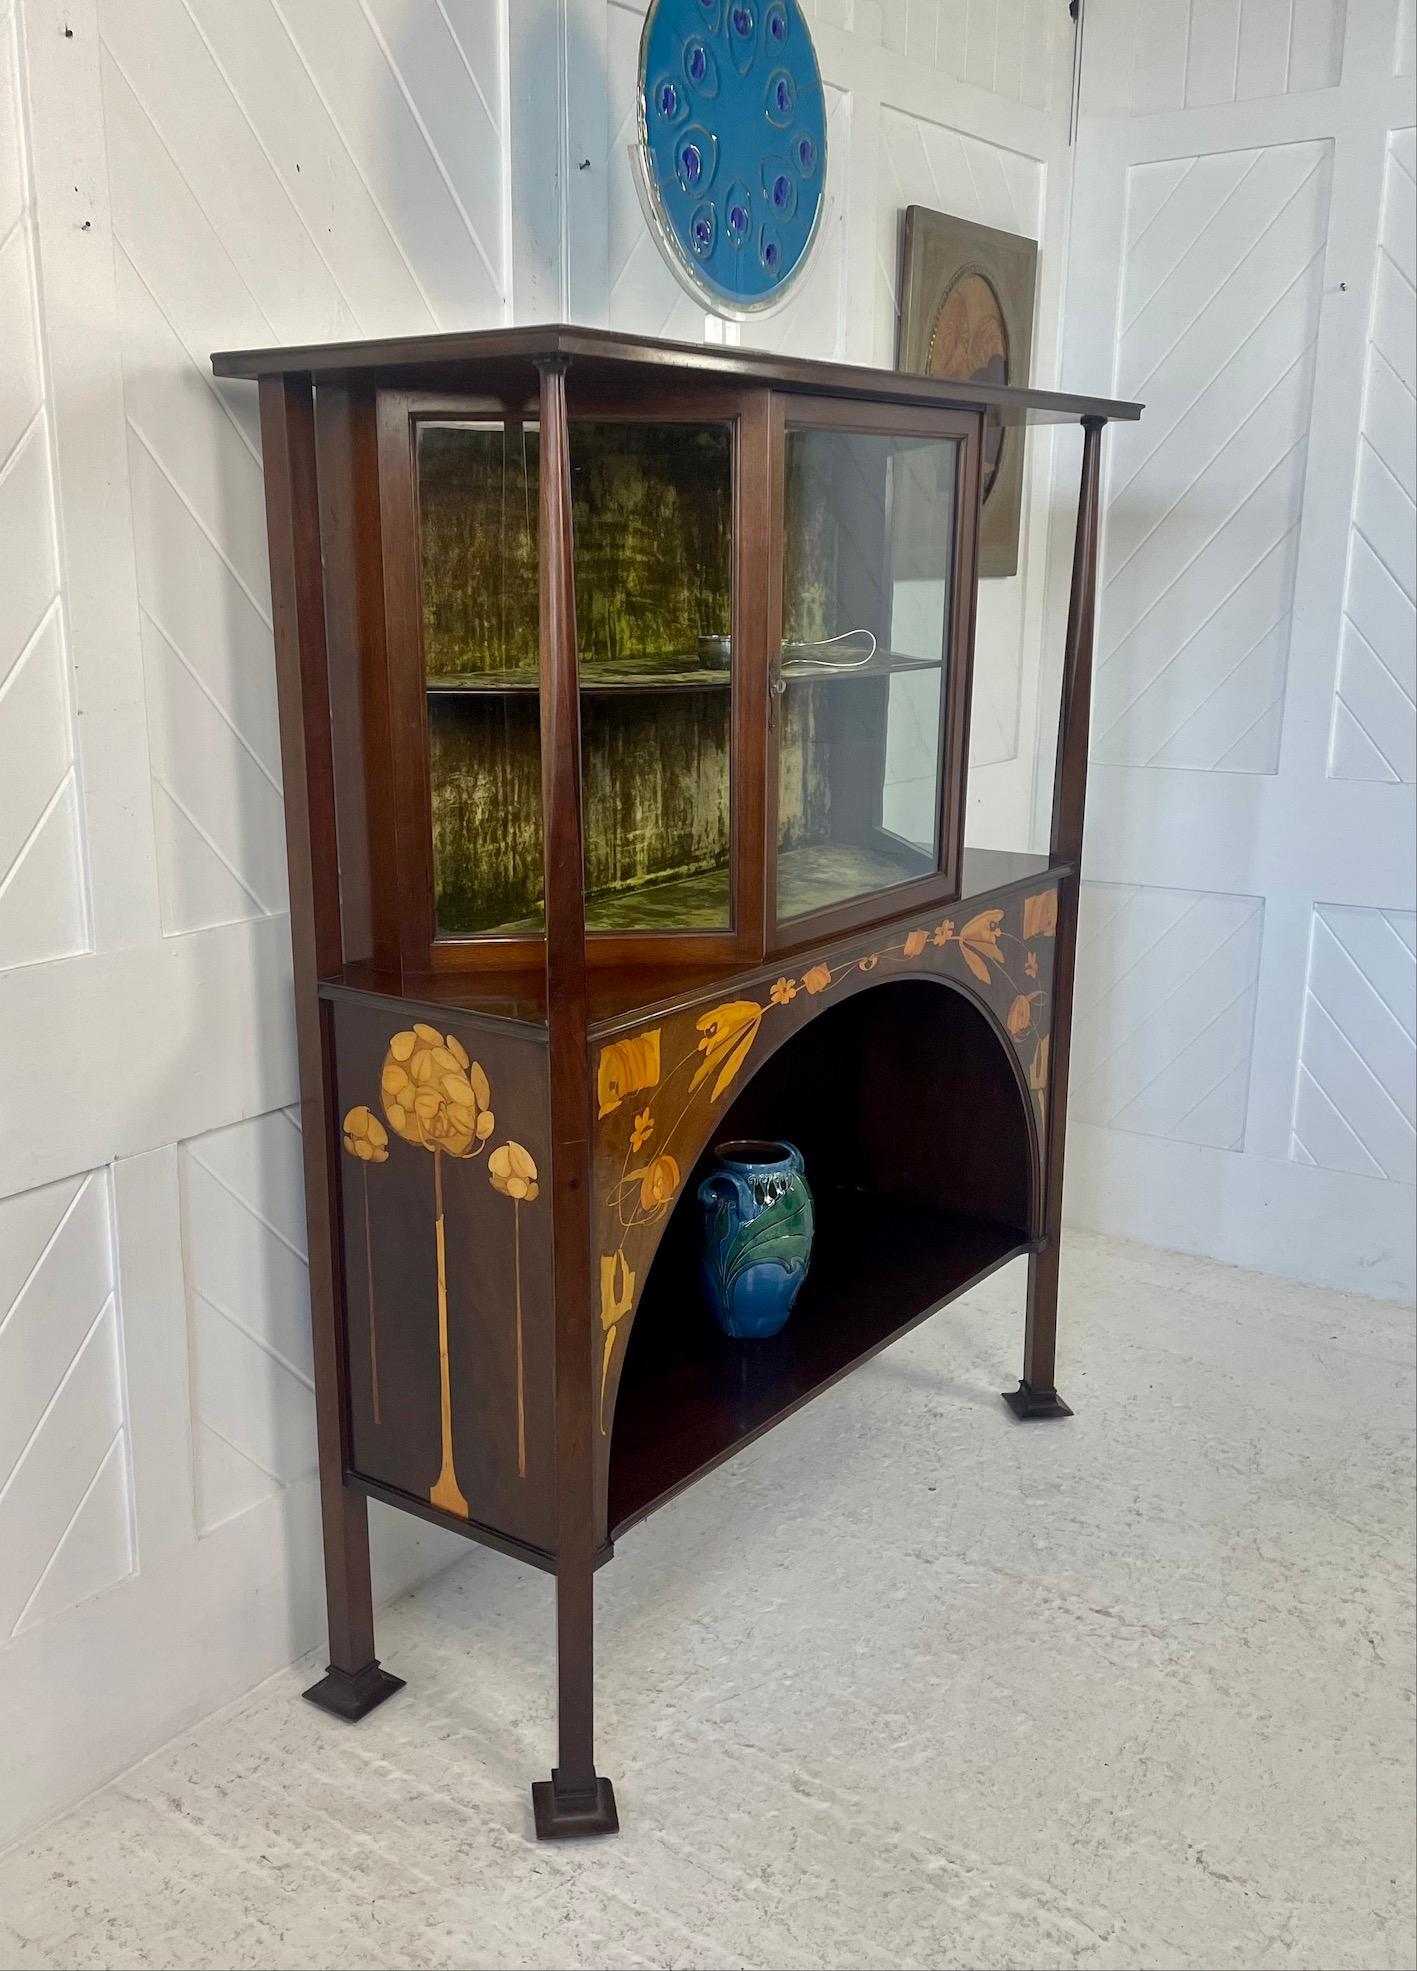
[303,1487,406,1719]
[1005,1244,1074,1420]
[1005,420,1106,1422]
[1004,877,1080,1423]
[257,373,403,1719]
[531,1552,618,1838]
[302,1018,404,1718]
[530,357,618,1837]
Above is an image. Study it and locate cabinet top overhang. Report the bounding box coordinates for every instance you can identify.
[211,321,1140,428]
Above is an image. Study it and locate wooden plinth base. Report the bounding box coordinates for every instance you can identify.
[531,1773,620,1839]
[302,1661,406,1721]
[1002,1381,1074,1421]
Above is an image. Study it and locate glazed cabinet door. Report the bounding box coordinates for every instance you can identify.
[372,382,769,973]
[765,396,982,952]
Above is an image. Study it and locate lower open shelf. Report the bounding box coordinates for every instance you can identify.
[607,1193,1033,1540]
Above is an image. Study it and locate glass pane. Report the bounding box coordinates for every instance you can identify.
[420,421,544,936]
[777,426,958,924]
[573,422,733,932]
[419,418,734,939]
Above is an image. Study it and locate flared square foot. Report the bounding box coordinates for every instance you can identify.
[532,1773,620,1839]
[1002,1380,1074,1420]
[302,1660,406,1721]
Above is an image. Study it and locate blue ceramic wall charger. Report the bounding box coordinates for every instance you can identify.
[635,0,828,315]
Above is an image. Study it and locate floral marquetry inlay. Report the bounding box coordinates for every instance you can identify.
[591,887,1060,1439]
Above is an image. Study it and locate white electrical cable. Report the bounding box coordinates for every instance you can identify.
[780,629,879,673]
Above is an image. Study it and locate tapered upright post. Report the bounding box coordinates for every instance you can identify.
[259,374,404,1715]
[1006,414,1106,1423]
[531,357,619,1838]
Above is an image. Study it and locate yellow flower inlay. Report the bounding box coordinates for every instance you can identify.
[630,1107,655,1152]
[342,1105,389,1163]
[637,1153,681,1215]
[690,1000,765,1102]
[489,1140,539,1202]
[598,1247,637,1433]
[802,963,832,995]
[380,1024,493,1157]
[597,1030,661,1119]
[957,909,1005,985]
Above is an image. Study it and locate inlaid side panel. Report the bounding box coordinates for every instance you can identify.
[589,881,1060,1492]
[327,997,555,1555]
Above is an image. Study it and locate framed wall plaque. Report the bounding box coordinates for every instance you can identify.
[898,206,1038,578]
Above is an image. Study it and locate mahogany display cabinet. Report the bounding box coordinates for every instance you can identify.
[212,324,1140,1838]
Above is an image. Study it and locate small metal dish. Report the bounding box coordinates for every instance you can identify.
[697,634,732,671]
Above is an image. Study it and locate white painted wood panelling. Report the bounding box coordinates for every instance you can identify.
[1063,0,1416,1299]
[180,1112,318,1534]
[0,0,88,972]
[1072,882,1264,1149]
[1400,0,1416,74]
[1128,0,1348,114]
[801,0,1065,111]
[1291,904,1416,1181]
[0,1171,132,1640]
[1327,125,1415,784]
[0,0,506,1849]
[1096,139,1331,773]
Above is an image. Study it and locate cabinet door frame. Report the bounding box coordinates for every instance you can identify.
[763,392,984,958]
[373,378,769,975]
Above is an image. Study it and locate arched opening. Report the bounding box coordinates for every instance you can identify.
[607,977,1036,1537]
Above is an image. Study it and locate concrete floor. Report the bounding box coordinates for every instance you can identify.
[1,1232,1413,1971]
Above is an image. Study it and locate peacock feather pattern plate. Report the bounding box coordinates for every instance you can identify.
[636,0,827,314]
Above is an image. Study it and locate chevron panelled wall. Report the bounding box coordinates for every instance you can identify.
[0,0,89,972]
[1,0,509,1846]
[0,1171,132,1640]
[180,1111,317,1534]
[1072,882,1265,1150]
[99,0,508,936]
[1327,126,1415,785]
[1291,905,1416,1182]
[1095,140,1332,774]
[1129,0,1348,114]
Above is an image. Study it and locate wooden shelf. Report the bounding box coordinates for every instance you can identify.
[321,847,1068,1031]
[607,1193,1032,1540]
[425,650,943,696]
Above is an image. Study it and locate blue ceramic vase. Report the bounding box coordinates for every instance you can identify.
[697,1139,814,1339]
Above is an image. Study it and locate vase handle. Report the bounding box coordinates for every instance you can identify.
[781,1140,805,1177]
[697,1169,753,1219]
